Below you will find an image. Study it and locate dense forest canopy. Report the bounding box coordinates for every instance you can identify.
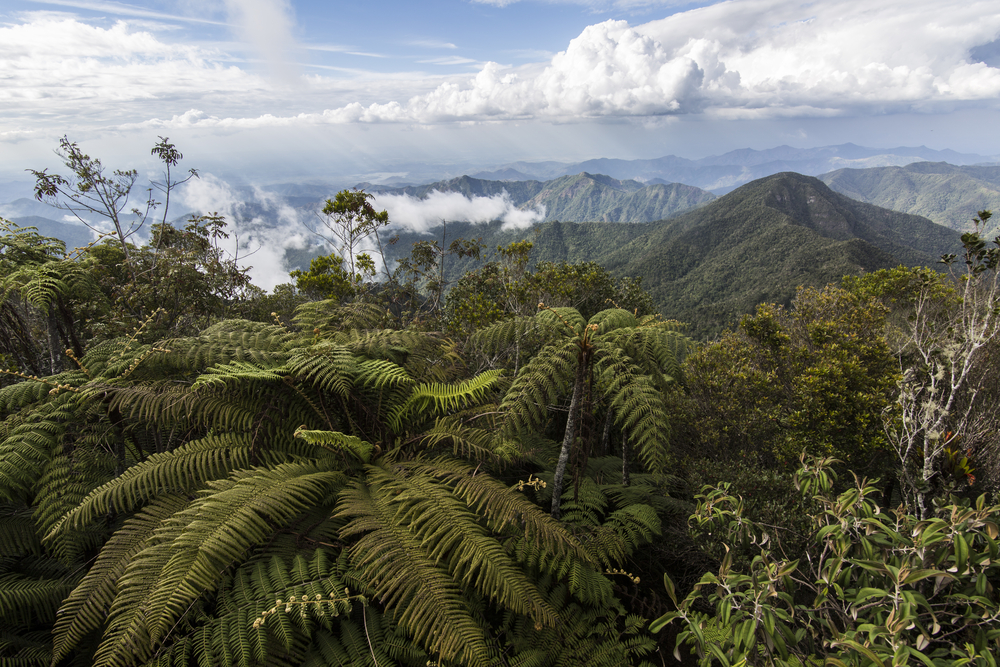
[1,140,999,667]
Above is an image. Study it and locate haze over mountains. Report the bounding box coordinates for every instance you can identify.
[468,143,998,193]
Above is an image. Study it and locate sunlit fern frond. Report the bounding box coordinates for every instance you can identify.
[497,341,577,437]
[50,494,190,666]
[142,461,349,645]
[386,370,502,433]
[339,462,573,666]
[46,433,314,538]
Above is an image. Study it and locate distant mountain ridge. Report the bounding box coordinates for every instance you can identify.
[819,162,1000,236]
[471,144,998,194]
[390,173,963,338]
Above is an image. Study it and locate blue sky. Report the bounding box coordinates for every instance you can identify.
[2,0,999,185]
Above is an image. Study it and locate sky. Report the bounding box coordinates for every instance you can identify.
[2,0,1000,188]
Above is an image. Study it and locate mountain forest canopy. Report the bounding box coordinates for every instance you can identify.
[1,139,999,667]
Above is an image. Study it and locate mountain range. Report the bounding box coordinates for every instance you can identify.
[469,143,997,193]
[820,162,1000,236]
[362,172,716,223]
[2,145,987,338]
[388,172,962,337]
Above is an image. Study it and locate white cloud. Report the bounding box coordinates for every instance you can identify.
[221,0,300,81]
[108,0,1000,131]
[3,0,999,149]
[179,174,312,291]
[409,40,459,50]
[375,190,546,232]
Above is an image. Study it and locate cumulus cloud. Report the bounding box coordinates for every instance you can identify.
[0,16,265,130]
[114,0,1000,132]
[375,190,546,232]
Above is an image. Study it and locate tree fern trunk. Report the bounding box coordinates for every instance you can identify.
[46,305,62,374]
[622,436,631,487]
[552,356,585,520]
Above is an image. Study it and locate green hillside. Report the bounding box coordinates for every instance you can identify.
[601,172,961,336]
[381,173,961,338]
[820,162,1000,236]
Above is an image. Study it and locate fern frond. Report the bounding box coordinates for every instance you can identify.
[468,316,552,358]
[339,467,535,667]
[0,568,81,627]
[416,417,502,460]
[536,307,586,336]
[588,308,638,335]
[193,361,288,390]
[51,494,190,665]
[293,428,374,463]
[0,398,73,501]
[498,342,577,437]
[0,502,42,556]
[286,343,358,398]
[143,461,348,645]
[354,359,412,391]
[579,503,661,568]
[159,321,296,371]
[293,301,388,334]
[47,434,268,536]
[386,370,502,433]
[0,371,85,414]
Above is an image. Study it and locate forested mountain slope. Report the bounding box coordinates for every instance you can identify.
[383,173,961,338]
[598,172,962,336]
[820,162,1000,235]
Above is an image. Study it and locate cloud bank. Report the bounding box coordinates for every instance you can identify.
[376,190,546,233]
[180,175,312,291]
[112,0,1000,131]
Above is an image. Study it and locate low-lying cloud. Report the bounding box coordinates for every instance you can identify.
[180,174,312,291]
[375,190,546,233]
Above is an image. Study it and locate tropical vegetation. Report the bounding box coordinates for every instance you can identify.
[1,140,998,666]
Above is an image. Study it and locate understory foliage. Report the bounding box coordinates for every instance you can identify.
[654,454,1000,666]
[0,300,660,667]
